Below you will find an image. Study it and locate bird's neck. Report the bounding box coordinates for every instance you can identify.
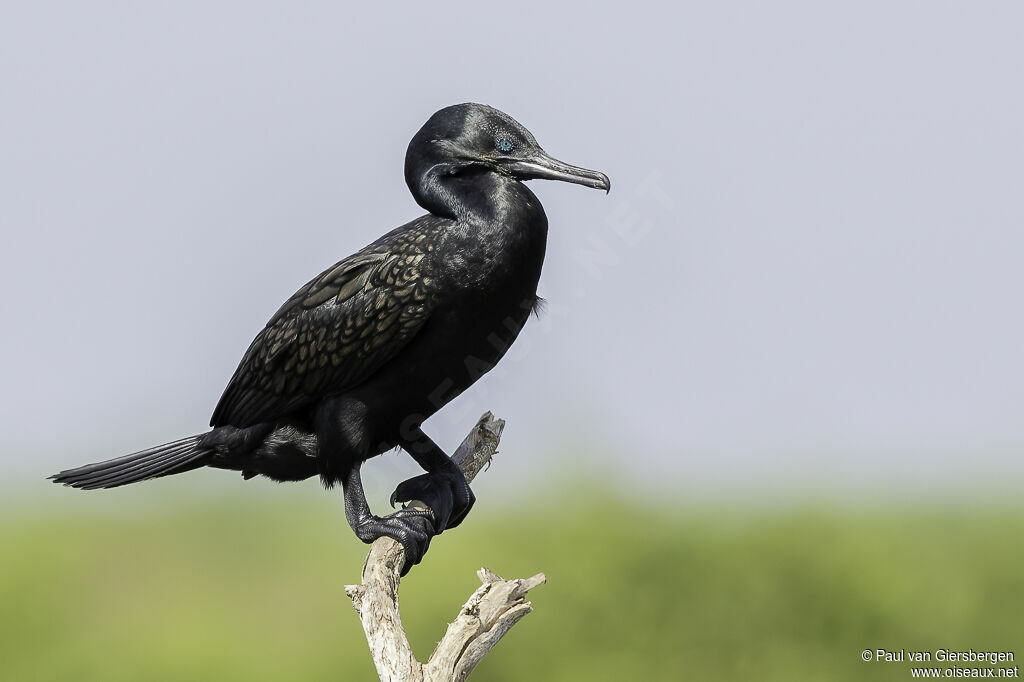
[416,170,548,290]
[413,167,544,227]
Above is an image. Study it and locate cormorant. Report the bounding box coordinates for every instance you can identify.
[51,103,610,572]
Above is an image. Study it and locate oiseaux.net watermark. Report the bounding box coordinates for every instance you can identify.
[862,648,1018,678]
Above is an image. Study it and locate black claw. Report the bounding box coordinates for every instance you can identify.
[349,468,475,576]
[353,508,437,576]
[390,469,474,534]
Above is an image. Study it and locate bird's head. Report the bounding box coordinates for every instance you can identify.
[405,103,610,216]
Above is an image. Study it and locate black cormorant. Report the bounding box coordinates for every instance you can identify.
[52,103,610,572]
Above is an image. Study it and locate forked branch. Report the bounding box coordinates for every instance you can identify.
[344,412,546,682]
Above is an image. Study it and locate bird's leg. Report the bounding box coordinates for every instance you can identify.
[341,460,435,576]
[391,427,475,533]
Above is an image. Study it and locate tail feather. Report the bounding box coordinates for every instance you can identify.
[77,445,202,489]
[51,434,212,489]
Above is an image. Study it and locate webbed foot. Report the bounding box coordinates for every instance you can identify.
[390,467,475,533]
[352,507,436,576]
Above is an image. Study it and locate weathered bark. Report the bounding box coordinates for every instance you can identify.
[345,412,545,682]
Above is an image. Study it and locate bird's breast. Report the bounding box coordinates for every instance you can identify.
[434,208,548,295]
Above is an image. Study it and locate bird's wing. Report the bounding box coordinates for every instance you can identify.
[210,233,437,428]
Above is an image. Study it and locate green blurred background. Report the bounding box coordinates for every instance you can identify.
[3,484,1021,681]
[4,2,1024,680]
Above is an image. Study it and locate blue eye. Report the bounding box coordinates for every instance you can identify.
[496,137,515,153]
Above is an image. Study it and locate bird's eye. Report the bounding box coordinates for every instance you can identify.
[496,137,515,153]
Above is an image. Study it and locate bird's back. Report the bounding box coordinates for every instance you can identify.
[210,215,453,429]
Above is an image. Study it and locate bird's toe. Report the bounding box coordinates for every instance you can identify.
[391,470,474,533]
[353,508,436,576]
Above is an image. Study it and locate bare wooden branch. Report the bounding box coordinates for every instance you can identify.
[345,412,546,682]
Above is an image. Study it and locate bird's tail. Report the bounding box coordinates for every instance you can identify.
[50,434,213,490]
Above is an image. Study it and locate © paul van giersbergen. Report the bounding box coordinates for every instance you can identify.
[53,103,610,573]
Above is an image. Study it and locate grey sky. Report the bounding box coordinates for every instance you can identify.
[2,2,1022,500]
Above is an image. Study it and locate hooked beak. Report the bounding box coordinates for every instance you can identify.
[501,150,611,193]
